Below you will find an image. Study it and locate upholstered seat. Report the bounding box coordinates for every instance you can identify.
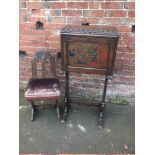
[25,78,60,100]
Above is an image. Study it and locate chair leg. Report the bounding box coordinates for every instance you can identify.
[30,101,35,121]
[60,71,71,124]
[56,100,60,119]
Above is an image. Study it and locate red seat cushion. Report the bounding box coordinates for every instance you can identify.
[25,78,60,100]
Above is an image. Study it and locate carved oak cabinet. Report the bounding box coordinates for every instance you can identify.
[60,25,119,129]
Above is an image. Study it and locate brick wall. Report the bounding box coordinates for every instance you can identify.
[19,0,135,99]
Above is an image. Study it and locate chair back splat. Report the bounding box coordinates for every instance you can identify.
[31,56,56,79]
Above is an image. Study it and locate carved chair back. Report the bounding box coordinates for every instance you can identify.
[31,55,56,79]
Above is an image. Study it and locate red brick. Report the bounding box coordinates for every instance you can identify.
[44,23,65,29]
[116,26,130,32]
[62,10,82,16]
[47,35,60,42]
[19,16,27,23]
[128,18,135,24]
[115,58,135,67]
[67,2,88,9]
[120,32,129,40]
[19,9,27,16]
[117,46,130,53]
[124,2,135,9]
[20,28,50,35]
[51,17,66,24]
[27,2,42,9]
[20,35,47,42]
[119,32,134,40]
[124,53,135,60]
[128,10,135,18]
[31,9,42,16]
[19,10,27,22]
[19,61,31,68]
[116,52,135,60]
[122,65,135,71]
[105,10,127,17]
[89,2,100,9]
[85,17,99,24]
[20,41,49,47]
[19,47,44,54]
[49,29,61,35]
[19,76,28,81]
[119,37,135,46]
[127,36,135,46]
[118,39,128,45]
[98,18,121,25]
[83,10,103,17]
[101,2,124,9]
[50,42,60,49]
[27,16,46,23]
[49,2,66,9]
[20,23,35,29]
[127,46,135,53]
[67,17,87,24]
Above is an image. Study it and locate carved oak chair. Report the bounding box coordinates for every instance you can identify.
[24,54,60,121]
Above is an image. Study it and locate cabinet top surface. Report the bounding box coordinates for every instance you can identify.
[61,25,119,37]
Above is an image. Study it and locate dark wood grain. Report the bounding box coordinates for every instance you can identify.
[61,26,119,75]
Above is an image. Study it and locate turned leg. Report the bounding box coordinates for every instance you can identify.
[97,75,108,130]
[60,97,71,123]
